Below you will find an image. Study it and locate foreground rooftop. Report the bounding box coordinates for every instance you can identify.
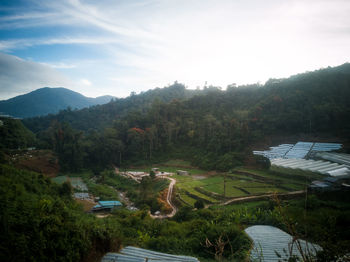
[101,246,199,262]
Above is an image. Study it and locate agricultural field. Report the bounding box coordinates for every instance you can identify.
[153,162,324,207]
[52,162,324,209]
[52,171,122,201]
[52,175,88,191]
[126,160,207,175]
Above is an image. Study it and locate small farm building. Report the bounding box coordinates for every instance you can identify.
[92,201,122,212]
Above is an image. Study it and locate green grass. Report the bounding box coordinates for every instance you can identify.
[210,200,270,211]
[237,167,323,183]
[127,161,313,207]
[178,193,197,206]
[162,159,192,166]
[125,165,207,175]
[86,182,120,201]
[233,167,318,191]
[203,183,246,197]
[52,175,69,184]
[173,165,314,206]
[53,171,121,200]
[52,175,87,190]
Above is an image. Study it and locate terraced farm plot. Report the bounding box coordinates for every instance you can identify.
[173,167,314,207]
[174,175,218,203]
[174,173,285,206]
[129,162,315,207]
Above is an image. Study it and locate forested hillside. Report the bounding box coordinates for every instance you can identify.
[24,83,198,132]
[0,117,35,149]
[23,64,350,172]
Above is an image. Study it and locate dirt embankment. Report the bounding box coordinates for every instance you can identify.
[9,149,59,177]
[158,188,172,213]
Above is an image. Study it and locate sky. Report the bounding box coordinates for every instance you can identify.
[0,0,350,100]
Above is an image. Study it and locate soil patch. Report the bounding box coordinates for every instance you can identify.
[11,150,59,177]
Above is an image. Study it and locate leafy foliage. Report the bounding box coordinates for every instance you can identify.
[0,117,36,149]
[0,165,121,262]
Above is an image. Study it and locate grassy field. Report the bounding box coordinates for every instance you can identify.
[52,175,88,191]
[174,172,288,205]
[56,161,322,208]
[52,171,121,201]
[156,162,324,207]
[125,164,207,175]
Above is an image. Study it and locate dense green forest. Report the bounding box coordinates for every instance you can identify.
[0,117,35,150]
[23,64,350,172]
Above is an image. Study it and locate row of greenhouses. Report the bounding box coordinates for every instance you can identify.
[253,142,342,160]
[270,158,349,177]
[315,152,350,166]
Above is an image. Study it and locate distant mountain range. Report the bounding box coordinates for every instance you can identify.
[0,87,115,118]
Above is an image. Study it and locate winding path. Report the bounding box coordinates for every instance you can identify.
[114,166,178,218]
[150,177,177,219]
[219,190,306,206]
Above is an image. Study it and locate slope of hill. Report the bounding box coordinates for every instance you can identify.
[23,82,198,132]
[24,64,350,136]
[0,87,114,118]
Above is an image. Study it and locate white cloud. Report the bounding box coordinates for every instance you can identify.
[79,78,92,86]
[0,52,74,99]
[1,0,350,98]
[39,61,76,69]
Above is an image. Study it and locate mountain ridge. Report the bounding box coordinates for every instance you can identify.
[0,87,115,118]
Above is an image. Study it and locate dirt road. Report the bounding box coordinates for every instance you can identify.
[219,190,306,206]
[150,177,177,219]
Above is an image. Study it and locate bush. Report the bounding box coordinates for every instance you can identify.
[194,199,205,209]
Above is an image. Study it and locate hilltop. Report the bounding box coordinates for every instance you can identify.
[0,87,114,118]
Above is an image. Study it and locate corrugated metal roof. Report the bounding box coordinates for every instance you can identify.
[245,225,322,262]
[99,201,122,206]
[101,246,199,262]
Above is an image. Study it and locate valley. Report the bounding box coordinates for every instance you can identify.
[1,64,350,262]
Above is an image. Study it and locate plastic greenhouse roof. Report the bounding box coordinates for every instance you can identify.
[253,142,343,160]
[245,225,322,262]
[101,246,200,262]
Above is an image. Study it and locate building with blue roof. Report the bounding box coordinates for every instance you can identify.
[92,200,122,212]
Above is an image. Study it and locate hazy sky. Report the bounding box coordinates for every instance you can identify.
[1,0,350,99]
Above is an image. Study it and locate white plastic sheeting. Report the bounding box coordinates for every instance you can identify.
[315,152,350,166]
[101,246,200,262]
[253,142,342,160]
[285,142,313,159]
[245,225,322,262]
[270,158,350,177]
